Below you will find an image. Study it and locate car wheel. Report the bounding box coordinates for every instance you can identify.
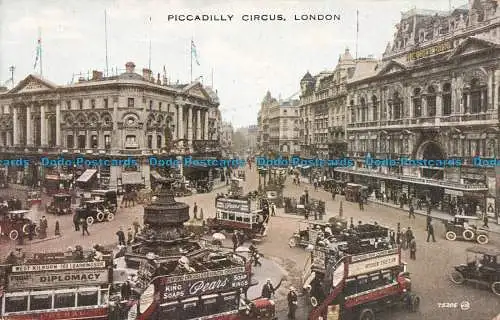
[109,206,117,213]
[445,231,457,241]
[86,216,94,225]
[409,294,420,312]
[462,229,474,241]
[358,308,375,320]
[9,229,19,241]
[22,224,30,234]
[288,237,297,248]
[450,271,465,284]
[34,226,40,235]
[107,212,115,222]
[96,212,105,222]
[491,282,500,296]
[476,234,489,245]
[310,296,318,307]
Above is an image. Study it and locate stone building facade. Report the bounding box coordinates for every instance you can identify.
[0,62,221,190]
[338,1,500,221]
[257,91,300,155]
[298,49,356,159]
[220,122,234,156]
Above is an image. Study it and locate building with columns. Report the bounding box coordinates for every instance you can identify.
[0,61,221,190]
[257,91,300,155]
[338,1,500,222]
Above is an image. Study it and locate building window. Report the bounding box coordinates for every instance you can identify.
[392,92,402,119]
[413,88,422,117]
[427,86,436,116]
[149,100,153,110]
[157,135,162,148]
[79,99,83,110]
[159,102,162,112]
[360,98,366,122]
[104,98,109,109]
[128,98,135,108]
[125,135,138,148]
[350,100,355,122]
[372,95,378,121]
[442,83,452,115]
[469,78,485,114]
[91,135,98,148]
[66,135,74,148]
[66,100,71,110]
[147,135,153,149]
[104,135,111,149]
[91,99,96,109]
[78,136,86,148]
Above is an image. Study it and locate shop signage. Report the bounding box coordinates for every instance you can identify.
[7,269,109,289]
[160,271,248,299]
[350,248,398,263]
[11,261,106,273]
[445,189,464,196]
[407,41,453,61]
[2,307,108,320]
[348,254,399,277]
[216,199,250,213]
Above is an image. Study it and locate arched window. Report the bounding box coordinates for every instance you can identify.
[470,79,483,114]
[442,83,452,115]
[350,100,356,123]
[392,92,402,119]
[427,86,436,116]
[413,88,422,117]
[371,95,378,121]
[360,98,366,122]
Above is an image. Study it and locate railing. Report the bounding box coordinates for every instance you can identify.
[336,167,488,191]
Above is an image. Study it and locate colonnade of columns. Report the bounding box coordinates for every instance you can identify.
[176,104,213,145]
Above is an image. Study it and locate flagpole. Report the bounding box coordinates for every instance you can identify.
[355,10,359,60]
[105,10,109,77]
[148,16,152,70]
[39,27,43,77]
[190,38,193,83]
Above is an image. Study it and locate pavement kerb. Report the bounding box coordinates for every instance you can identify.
[368,198,500,234]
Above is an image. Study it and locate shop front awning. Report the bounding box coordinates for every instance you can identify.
[150,170,167,182]
[76,169,97,183]
[122,172,143,185]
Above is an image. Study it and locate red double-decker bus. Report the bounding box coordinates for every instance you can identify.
[0,249,113,320]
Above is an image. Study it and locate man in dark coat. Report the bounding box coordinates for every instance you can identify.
[409,237,417,260]
[116,227,126,246]
[120,280,132,301]
[405,227,413,248]
[409,205,416,219]
[232,232,239,251]
[427,222,436,242]
[287,287,298,319]
[261,279,275,299]
[73,212,80,231]
[81,218,90,236]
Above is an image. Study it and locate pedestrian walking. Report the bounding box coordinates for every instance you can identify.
[427,223,436,242]
[401,228,407,250]
[116,227,126,246]
[73,212,80,231]
[28,222,34,241]
[232,232,239,251]
[261,279,275,299]
[409,205,416,219]
[287,287,298,319]
[332,190,336,200]
[389,230,396,246]
[127,227,134,245]
[426,214,432,231]
[483,214,489,228]
[405,227,413,248]
[81,218,90,236]
[271,203,276,216]
[358,198,364,211]
[55,221,60,236]
[409,237,417,260]
[133,218,140,236]
[193,202,198,219]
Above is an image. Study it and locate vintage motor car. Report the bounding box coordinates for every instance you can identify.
[45,193,72,215]
[449,246,500,296]
[25,190,42,208]
[0,210,40,240]
[444,215,489,244]
[238,298,277,320]
[90,189,118,213]
[76,199,115,225]
[288,219,345,248]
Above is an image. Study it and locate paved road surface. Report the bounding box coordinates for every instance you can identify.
[1,169,499,320]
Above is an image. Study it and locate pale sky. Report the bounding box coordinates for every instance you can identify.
[0,0,466,128]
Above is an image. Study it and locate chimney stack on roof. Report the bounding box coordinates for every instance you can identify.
[142,68,152,81]
[92,70,103,80]
[125,62,136,73]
